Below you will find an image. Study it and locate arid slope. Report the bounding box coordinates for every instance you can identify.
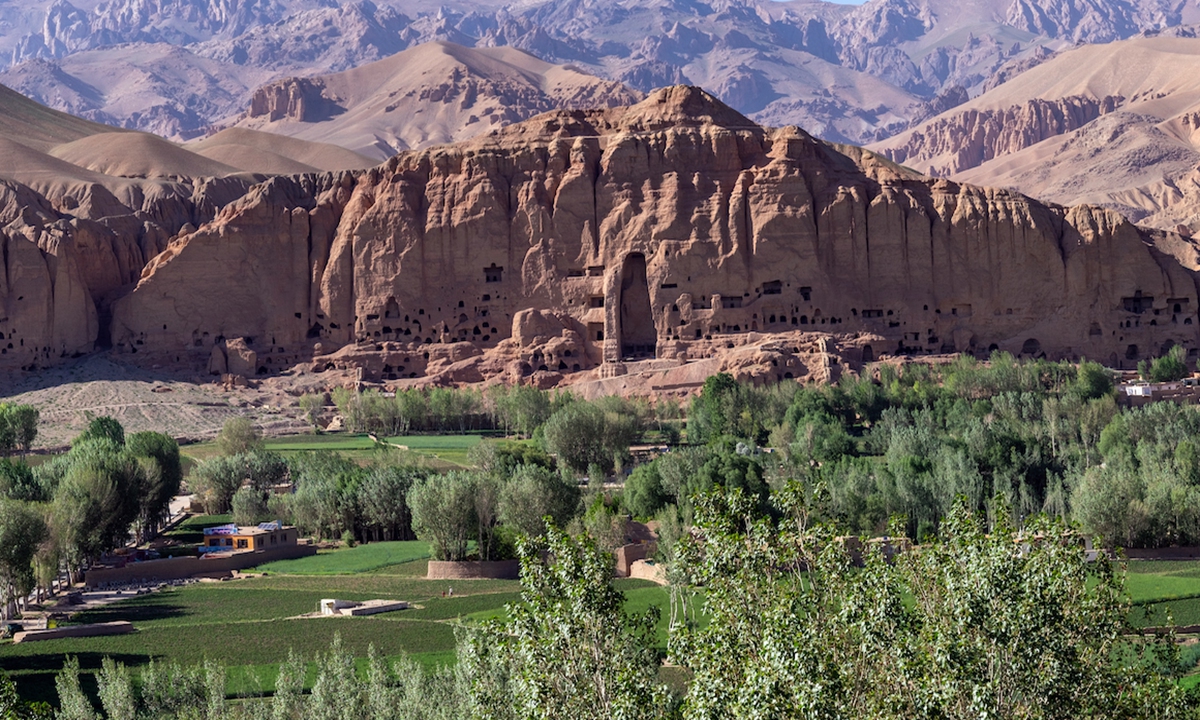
[872,37,1200,232]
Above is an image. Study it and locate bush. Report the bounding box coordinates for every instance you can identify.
[231,486,271,526]
[1143,345,1191,383]
[215,417,262,456]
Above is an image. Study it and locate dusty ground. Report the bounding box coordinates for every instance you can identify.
[0,332,881,450]
[0,355,347,449]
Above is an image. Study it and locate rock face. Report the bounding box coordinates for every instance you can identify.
[102,87,1200,381]
[878,94,1123,176]
[0,85,269,371]
[0,174,255,370]
[871,37,1200,234]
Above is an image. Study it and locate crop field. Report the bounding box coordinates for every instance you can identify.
[256,541,432,575]
[0,541,670,706]
[1126,561,1200,628]
[180,433,484,470]
[381,434,484,467]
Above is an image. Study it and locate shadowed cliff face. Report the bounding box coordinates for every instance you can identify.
[8,86,1200,379]
[0,173,256,371]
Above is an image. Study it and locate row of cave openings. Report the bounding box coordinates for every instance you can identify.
[356,296,500,345]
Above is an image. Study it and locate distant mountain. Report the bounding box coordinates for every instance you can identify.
[0,79,371,194]
[0,43,273,139]
[3,0,1198,145]
[871,36,1200,234]
[232,41,642,157]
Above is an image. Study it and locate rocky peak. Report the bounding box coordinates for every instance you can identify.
[618,85,757,132]
[245,77,340,123]
[1004,0,1185,43]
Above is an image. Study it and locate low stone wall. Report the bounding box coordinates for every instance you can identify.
[14,621,135,643]
[426,560,521,580]
[615,543,655,577]
[1123,547,1200,560]
[84,544,316,588]
[629,559,667,585]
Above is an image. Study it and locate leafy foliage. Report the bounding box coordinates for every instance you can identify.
[672,486,1198,719]
[466,527,673,720]
[0,404,38,457]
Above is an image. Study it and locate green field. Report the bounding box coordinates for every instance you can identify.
[256,541,431,575]
[180,433,485,470]
[0,540,672,706]
[10,545,1199,706]
[381,434,484,467]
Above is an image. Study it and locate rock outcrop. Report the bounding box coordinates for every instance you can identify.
[245,77,336,123]
[878,94,1123,176]
[873,37,1200,235]
[97,87,1200,382]
[0,170,258,370]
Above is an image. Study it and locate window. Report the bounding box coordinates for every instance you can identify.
[1122,292,1154,314]
[237,539,248,549]
[762,281,782,295]
[484,264,503,283]
[590,296,605,308]
[271,535,277,544]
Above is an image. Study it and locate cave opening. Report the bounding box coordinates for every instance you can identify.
[619,252,656,359]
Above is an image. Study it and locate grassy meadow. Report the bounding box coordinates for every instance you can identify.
[179,432,486,470]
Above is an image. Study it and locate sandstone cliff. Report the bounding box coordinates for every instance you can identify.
[0,168,265,370]
[876,94,1122,176]
[872,37,1200,235]
[101,86,1200,384]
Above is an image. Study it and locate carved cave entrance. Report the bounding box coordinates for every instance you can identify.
[620,252,656,359]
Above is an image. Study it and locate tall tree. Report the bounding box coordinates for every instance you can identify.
[410,471,479,561]
[673,485,1196,719]
[356,466,423,541]
[127,431,183,541]
[0,498,47,621]
[467,527,671,719]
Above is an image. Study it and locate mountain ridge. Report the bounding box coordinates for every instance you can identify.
[4,0,1196,144]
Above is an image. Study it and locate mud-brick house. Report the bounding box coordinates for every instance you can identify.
[201,521,297,554]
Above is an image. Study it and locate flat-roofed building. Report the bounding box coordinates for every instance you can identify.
[201,521,297,554]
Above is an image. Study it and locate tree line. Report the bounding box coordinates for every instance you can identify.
[0,413,181,620]
[613,352,1200,549]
